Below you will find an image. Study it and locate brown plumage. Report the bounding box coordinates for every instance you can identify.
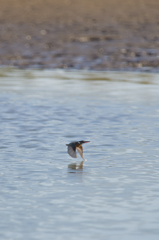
[66,140,90,161]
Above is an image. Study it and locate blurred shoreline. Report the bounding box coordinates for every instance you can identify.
[0,0,159,71]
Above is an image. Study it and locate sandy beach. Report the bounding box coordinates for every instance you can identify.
[0,0,159,71]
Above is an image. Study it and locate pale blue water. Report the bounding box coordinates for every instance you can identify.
[0,69,159,240]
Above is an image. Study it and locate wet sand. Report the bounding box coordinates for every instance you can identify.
[0,0,159,71]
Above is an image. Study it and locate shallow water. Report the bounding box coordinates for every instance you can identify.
[0,69,159,240]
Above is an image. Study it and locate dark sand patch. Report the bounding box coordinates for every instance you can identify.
[0,0,159,71]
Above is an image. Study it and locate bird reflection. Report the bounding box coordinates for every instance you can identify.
[68,161,84,170]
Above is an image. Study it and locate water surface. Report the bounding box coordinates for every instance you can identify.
[0,69,159,240]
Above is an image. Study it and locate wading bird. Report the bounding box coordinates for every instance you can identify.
[66,140,90,161]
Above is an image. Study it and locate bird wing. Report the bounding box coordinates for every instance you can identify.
[76,145,84,159]
[67,143,77,158]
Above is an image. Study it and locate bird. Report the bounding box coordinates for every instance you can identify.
[66,140,90,161]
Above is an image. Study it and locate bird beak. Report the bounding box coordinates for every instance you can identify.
[84,141,90,143]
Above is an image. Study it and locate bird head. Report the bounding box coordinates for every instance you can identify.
[78,140,90,145]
